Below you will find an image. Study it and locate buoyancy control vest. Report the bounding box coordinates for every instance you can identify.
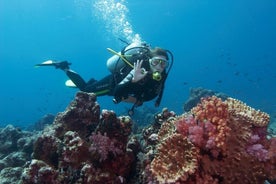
[106,42,150,75]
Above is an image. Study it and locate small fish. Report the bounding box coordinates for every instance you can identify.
[234,71,240,76]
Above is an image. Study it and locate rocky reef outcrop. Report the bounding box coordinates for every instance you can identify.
[1,89,275,184]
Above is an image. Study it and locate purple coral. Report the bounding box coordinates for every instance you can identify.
[246,134,269,161]
[188,125,204,147]
[89,132,123,162]
[247,143,269,161]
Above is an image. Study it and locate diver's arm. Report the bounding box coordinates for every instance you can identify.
[113,60,148,103]
[113,71,134,103]
[119,70,135,85]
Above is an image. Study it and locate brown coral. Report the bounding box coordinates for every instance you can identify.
[201,115,268,184]
[226,97,270,127]
[157,117,176,142]
[150,133,199,183]
[263,137,276,182]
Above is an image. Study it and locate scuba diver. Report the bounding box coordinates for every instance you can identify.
[36,42,173,115]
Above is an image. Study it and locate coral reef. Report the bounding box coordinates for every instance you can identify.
[2,90,274,183]
[144,96,276,183]
[26,114,55,131]
[21,92,135,184]
[183,87,228,112]
[124,105,157,131]
[0,125,38,184]
[150,134,199,183]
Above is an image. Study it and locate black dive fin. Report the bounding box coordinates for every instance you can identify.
[35,60,71,70]
[65,70,86,90]
[35,60,56,67]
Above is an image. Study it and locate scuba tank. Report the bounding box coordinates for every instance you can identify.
[106,42,150,74]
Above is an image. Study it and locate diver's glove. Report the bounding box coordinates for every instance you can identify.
[131,60,148,83]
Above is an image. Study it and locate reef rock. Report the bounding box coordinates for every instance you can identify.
[22,92,135,184]
[0,124,37,183]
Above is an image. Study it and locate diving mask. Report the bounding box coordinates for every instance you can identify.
[149,57,168,68]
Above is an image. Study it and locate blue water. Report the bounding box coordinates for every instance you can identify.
[1,0,275,128]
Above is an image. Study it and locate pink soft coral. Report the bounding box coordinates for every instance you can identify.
[247,143,268,161]
[89,132,123,162]
[246,134,269,161]
[188,125,204,147]
[175,114,222,157]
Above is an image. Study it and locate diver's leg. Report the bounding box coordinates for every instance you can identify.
[84,75,114,96]
[65,70,87,91]
[37,60,89,91]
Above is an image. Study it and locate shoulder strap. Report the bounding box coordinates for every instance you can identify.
[155,75,166,107]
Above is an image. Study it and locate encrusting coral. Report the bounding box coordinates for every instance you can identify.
[150,133,199,183]
[226,97,270,127]
[147,96,276,184]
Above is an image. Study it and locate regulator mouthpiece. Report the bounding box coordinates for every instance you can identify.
[152,71,162,81]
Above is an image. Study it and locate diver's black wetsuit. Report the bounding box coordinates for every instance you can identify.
[66,70,116,95]
[112,69,166,105]
[65,60,166,106]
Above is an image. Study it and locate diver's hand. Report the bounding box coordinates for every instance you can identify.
[132,60,148,83]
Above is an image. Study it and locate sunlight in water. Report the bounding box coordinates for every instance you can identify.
[93,0,142,43]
